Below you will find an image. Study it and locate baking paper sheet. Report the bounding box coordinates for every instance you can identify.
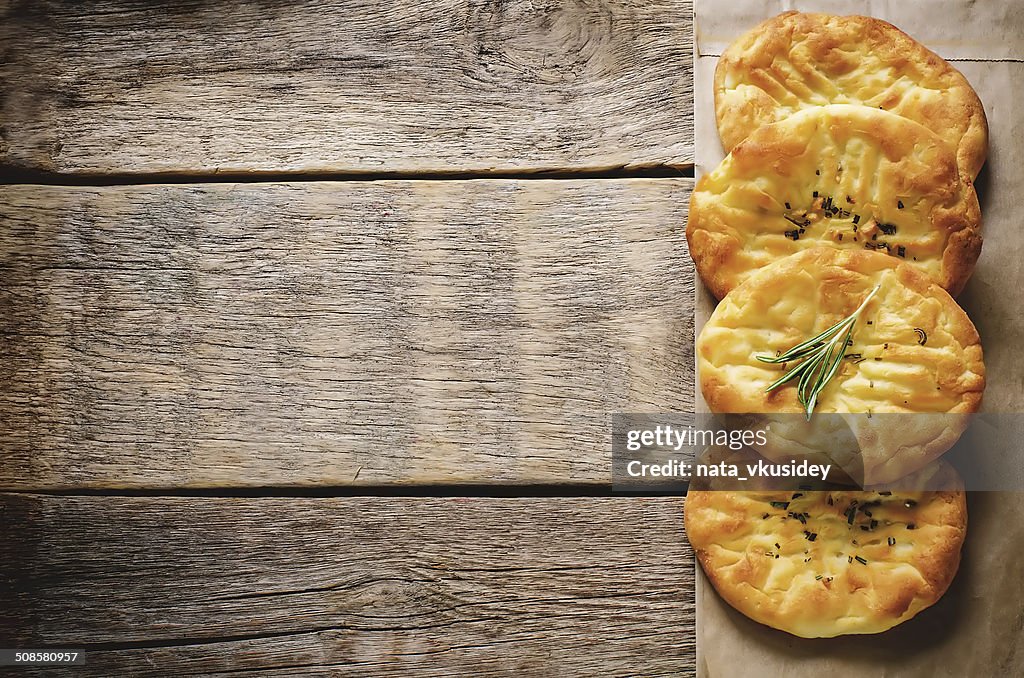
[692,1,1024,675]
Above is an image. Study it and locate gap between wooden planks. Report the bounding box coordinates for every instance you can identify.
[0,494,695,677]
[0,178,694,490]
[0,0,694,176]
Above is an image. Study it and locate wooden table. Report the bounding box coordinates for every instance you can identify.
[0,1,697,674]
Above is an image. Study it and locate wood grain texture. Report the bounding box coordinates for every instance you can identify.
[0,495,694,676]
[0,0,694,175]
[0,179,694,489]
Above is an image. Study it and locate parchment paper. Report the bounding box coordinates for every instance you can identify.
[692,2,1024,675]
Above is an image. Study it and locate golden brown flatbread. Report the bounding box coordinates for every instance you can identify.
[688,104,981,299]
[715,12,988,180]
[697,247,984,483]
[685,456,967,637]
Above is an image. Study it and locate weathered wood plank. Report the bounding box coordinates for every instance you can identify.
[0,179,694,489]
[0,495,694,676]
[0,0,694,175]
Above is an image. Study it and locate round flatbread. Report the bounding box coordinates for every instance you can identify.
[685,457,967,637]
[688,104,982,300]
[697,247,985,484]
[715,11,988,179]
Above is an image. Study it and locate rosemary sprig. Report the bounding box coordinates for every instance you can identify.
[757,285,880,419]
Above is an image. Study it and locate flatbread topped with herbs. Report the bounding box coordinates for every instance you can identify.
[685,458,967,637]
[688,105,981,300]
[697,247,984,484]
[715,11,988,179]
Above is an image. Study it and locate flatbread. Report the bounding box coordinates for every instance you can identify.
[715,11,988,179]
[684,456,967,638]
[687,104,982,300]
[697,247,985,484]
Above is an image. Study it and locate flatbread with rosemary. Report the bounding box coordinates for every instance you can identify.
[697,247,985,484]
[685,456,967,638]
[715,11,988,180]
[687,104,981,300]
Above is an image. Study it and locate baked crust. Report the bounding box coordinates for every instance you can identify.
[685,457,967,638]
[697,247,985,483]
[715,12,989,180]
[688,104,982,299]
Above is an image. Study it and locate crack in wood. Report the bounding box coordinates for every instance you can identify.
[0,166,696,187]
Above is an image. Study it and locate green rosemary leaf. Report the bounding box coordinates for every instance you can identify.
[804,329,846,417]
[817,322,856,390]
[759,285,881,418]
[756,338,829,364]
[757,320,848,363]
[764,350,821,392]
[796,347,829,408]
